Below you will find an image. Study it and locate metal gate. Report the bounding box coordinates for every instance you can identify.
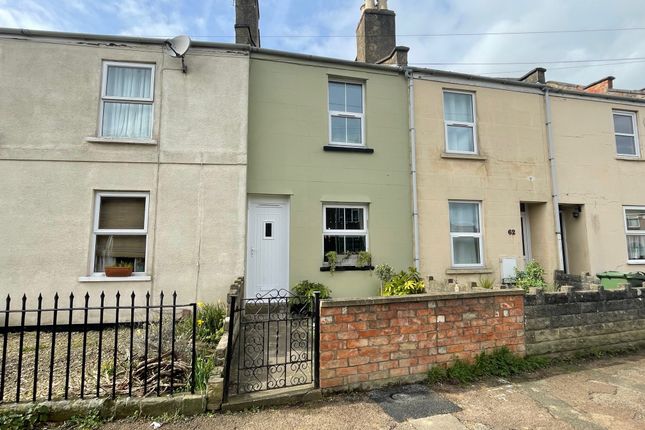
[223,290,320,400]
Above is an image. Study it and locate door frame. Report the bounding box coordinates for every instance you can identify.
[246,194,290,298]
[520,207,532,263]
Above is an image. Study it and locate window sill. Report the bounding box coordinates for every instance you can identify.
[78,275,152,283]
[616,156,644,162]
[320,265,374,272]
[85,136,158,145]
[324,145,374,154]
[627,261,645,265]
[445,267,492,275]
[441,152,486,161]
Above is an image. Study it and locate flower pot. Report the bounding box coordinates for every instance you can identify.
[105,266,133,277]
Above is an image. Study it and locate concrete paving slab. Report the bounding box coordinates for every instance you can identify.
[408,414,467,429]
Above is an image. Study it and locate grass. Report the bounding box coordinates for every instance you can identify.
[427,347,550,385]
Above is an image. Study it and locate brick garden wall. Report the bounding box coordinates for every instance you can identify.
[525,285,645,356]
[319,290,525,391]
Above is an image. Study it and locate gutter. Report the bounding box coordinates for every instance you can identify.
[544,89,565,271]
[405,68,421,271]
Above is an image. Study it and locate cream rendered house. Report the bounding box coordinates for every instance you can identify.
[0,29,249,306]
[412,66,645,287]
[412,70,559,287]
[548,77,645,277]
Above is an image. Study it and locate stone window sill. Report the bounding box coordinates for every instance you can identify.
[78,275,152,283]
[441,152,486,161]
[320,265,374,272]
[445,267,493,275]
[616,156,645,162]
[323,145,374,154]
[86,136,158,145]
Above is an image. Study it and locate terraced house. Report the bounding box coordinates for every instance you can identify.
[0,29,250,306]
[1,0,644,307]
[244,2,413,298]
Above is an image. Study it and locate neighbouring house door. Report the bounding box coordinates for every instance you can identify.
[520,208,532,264]
[246,196,290,298]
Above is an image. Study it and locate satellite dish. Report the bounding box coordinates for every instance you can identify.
[164,35,191,58]
[164,35,191,73]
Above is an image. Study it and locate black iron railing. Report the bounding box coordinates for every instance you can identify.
[0,291,197,404]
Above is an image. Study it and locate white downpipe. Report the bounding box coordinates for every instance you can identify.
[544,89,565,271]
[406,68,421,270]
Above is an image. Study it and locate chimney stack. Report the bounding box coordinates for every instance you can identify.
[583,76,615,94]
[235,0,260,47]
[519,67,546,84]
[356,0,408,66]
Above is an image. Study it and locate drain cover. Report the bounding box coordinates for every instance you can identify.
[391,393,411,401]
[369,384,461,422]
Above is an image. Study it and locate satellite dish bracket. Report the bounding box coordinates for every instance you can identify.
[164,36,191,74]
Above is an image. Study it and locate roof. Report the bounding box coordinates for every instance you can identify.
[1,27,644,105]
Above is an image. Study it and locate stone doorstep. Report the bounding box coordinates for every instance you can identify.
[222,384,322,412]
[0,394,207,423]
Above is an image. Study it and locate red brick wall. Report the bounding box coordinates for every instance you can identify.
[319,291,525,391]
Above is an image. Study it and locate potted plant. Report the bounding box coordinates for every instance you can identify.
[105,262,133,277]
[291,280,332,315]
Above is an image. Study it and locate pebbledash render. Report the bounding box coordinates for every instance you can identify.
[0,30,250,307]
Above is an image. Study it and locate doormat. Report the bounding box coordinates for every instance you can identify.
[368,384,461,422]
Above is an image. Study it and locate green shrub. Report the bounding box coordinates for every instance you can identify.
[514,260,548,291]
[427,347,550,385]
[381,267,426,296]
[195,302,227,344]
[374,264,395,283]
[292,280,332,312]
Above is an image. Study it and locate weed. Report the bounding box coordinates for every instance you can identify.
[427,366,448,385]
[477,277,494,289]
[194,355,215,393]
[427,347,550,385]
[61,409,104,430]
[0,405,46,430]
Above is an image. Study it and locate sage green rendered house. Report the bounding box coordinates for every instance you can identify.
[245,51,413,298]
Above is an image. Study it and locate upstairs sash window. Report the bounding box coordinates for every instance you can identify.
[100,62,155,139]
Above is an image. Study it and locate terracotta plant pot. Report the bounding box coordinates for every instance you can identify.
[105,266,133,277]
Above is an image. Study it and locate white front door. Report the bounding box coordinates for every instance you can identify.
[246,196,290,298]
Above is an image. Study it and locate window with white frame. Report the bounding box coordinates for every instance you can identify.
[449,201,483,266]
[328,81,364,146]
[613,111,640,156]
[624,206,645,263]
[443,91,477,154]
[323,205,368,263]
[92,192,149,274]
[100,62,155,139]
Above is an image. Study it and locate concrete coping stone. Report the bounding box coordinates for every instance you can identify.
[320,289,524,308]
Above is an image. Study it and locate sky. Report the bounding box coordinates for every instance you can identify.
[1,0,644,89]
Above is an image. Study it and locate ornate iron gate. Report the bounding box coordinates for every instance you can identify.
[223,290,320,399]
